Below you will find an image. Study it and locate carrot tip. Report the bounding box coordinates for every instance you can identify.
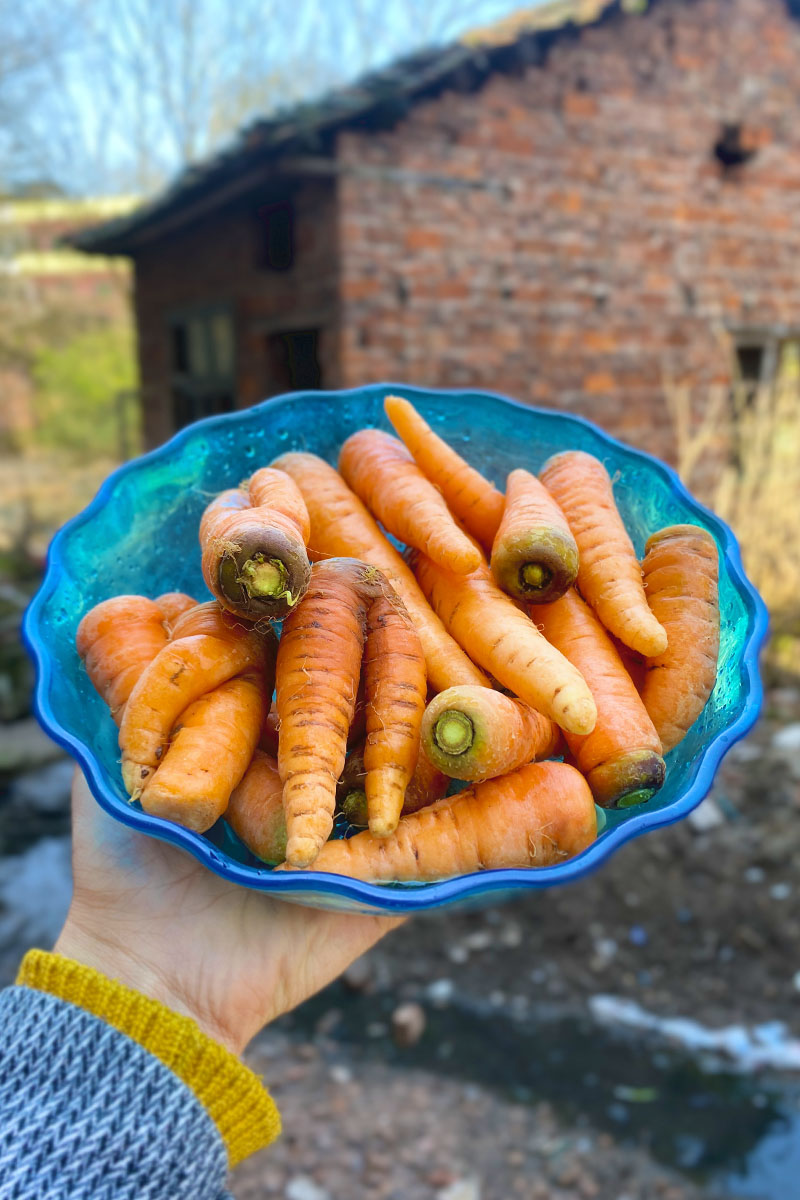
[368,816,398,838]
[433,710,474,756]
[286,836,321,868]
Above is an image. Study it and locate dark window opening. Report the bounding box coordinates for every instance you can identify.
[169,305,235,431]
[258,201,294,271]
[265,329,322,395]
[172,388,235,430]
[734,344,764,386]
[714,123,757,171]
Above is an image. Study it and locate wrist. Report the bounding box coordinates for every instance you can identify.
[54,912,243,1055]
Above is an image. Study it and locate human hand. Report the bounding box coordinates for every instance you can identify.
[55,769,402,1055]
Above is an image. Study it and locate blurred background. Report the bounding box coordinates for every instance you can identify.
[2,0,800,1196]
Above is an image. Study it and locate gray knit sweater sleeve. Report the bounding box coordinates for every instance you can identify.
[0,987,233,1200]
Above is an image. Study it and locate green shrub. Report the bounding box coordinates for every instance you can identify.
[30,323,139,460]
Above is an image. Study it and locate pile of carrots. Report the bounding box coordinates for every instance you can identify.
[76,396,720,884]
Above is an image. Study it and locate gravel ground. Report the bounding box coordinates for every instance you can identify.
[360,688,800,1035]
[235,1036,725,1200]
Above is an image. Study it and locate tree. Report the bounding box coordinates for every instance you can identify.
[1,0,524,197]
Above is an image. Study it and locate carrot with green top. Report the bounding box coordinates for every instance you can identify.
[286,760,596,881]
[640,525,720,752]
[226,750,287,864]
[199,467,311,621]
[277,558,426,866]
[140,670,267,833]
[339,428,482,574]
[540,450,668,656]
[272,451,488,692]
[77,596,169,723]
[119,604,276,798]
[384,394,505,550]
[491,469,578,602]
[537,588,665,808]
[412,550,597,736]
[422,686,561,781]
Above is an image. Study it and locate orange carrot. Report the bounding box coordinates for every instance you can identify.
[77,596,169,723]
[155,592,197,632]
[339,428,482,574]
[491,469,578,602]
[640,525,720,752]
[412,550,597,735]
[226,750,288,864]
[540,450,668,656]
[337,744,448,826]
[119,605,276,798]
[422,685,561,781]
[259,701,281,758]
[384,394,505,550]
[277,558,425,865]
[272,451,488,692]
[288,761,596,881]
[402,749,450,815]
[199,467,311,620]
[363,590,427,835]
[537,588,665,808]
[140,670,267,833]
[276,558,368,866]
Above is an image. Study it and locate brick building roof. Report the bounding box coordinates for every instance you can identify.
[67,0,645,255]
[69,0,800,256]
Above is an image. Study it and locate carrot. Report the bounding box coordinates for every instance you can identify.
[422,686,561,781]
[540,450,668,656]
[119,604,276,798]
[640,525,720,752]
[336,747,371,827]
[199,467,311,621]
[384,394,505,550]
[337,745,449,827]
[155,592,197,632]
[226,750,287,864]
[77,596,169,723]
[286,761,596,881]
[491,469,578,602]
[277,558,425,865]
[363,589,427,836]
[259,701,281,758]
[272,451,488,692]
[412,550,597,735]
[339,428,482,574]
[140,670,267,833]
[536,588,665,808]
[402,749,450,815]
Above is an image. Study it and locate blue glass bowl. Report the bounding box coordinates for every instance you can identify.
[23,385,768,914]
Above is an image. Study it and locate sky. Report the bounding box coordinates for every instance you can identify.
[1,0,542,198]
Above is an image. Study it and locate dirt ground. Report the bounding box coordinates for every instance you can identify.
[357,688,800,1036]
[235,1038,720,1200]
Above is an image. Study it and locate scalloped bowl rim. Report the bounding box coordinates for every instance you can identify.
[22,384,769,913]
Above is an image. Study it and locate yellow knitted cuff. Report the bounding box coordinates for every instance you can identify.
[16,949,280,1167]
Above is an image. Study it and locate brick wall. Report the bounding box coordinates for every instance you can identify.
[335,0,800,460]
[133,179,339,447]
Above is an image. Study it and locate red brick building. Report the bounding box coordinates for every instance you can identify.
[74,0,800,456]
